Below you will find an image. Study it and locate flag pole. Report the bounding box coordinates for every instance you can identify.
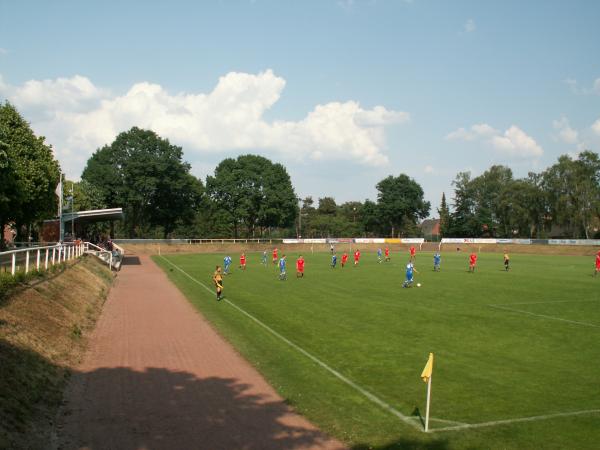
[425,373,432,432]
[58,173,64,243]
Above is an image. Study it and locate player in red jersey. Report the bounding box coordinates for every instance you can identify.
[240,252,246,270]
[341,252,348,268]
[409,245,416,262]
[384,247,390,262]
[272,247,278,265]
[354,249,361,266]
[595,250,600,276]
[468,252,477,272]
[296,255,305,278]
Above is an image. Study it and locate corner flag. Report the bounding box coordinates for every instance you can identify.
[421,353,433,383]
[421,352,434,432]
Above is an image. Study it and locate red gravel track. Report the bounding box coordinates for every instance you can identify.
[56,254,345,450]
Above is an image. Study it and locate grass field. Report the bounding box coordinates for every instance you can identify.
[153,249,600,449]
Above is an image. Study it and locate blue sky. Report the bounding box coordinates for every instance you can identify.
[1,0,599,215]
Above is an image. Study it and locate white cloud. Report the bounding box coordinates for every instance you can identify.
[464,19,476,33]
[564,78,579,94]
[337,0,354,11]
[553,116,579,145]
[446,123,543,158]
[594,78,600,95]
[0,71,409,177]
[490,126,543,157]
[592,118,600,136]
[445,123,497,141]
[6,75,109,119]
[564,77,600,95]
[424,165,435,174]
[0,48,7,55]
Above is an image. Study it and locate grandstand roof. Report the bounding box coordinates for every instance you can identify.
[61,208,124,223]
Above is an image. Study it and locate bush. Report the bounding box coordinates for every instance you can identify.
[0,273,18,301]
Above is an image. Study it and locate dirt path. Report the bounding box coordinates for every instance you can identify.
[56,254,345,450]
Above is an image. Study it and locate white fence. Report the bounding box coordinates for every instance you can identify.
[440,238,600,246]
[0,242,85,276]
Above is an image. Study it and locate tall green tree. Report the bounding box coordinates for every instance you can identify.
[0,102,60,245]
[542,151,600,238]
[449,172,478,237]
[82,127,204,238]
[206,154,297,238]
[361,200,381,236]
[437,192,451,237]
[375,174,430,237]
[0,137,16,247]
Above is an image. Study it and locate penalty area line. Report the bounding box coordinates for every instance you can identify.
[158,255,436,431]
[488,304,600,329]
[493,299,600,306]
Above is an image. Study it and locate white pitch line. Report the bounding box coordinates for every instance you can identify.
[493,299,600,306]
[488,304,600,329]
[158,256,425,431]
[431,408,600,432]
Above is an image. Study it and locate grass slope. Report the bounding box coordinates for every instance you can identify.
[154,250,600,449]
[0,256,112,449]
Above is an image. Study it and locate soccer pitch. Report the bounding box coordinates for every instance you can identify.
[154,250,600,449]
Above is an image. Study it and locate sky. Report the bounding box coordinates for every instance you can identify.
[1,0,600,215]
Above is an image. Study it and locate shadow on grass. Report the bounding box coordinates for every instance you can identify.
[349,406,451,450]
[0,340,67,449]
[412,406,425,428]
[352,439,450,450]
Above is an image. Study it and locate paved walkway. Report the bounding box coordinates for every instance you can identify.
[57,254,344,450]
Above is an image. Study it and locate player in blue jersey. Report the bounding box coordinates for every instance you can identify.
[377,248,383,263]
[223,255,232,274]
[279,255,287,280]
[402,262,418,288]
[261,250,267,265]
[433,252,441,272]
[331,253,337,268]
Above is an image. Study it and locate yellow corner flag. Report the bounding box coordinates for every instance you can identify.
[421,353,434,383]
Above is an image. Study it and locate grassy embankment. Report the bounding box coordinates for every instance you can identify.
[0,256,112,449]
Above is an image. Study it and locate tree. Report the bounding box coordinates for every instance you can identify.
[66,179,107,212]
[317,197,337,216]
[470,165,513,236]
[0,102,60,245]
[437,192,451,237]
[449,166,515,237]
[82,127,204,238]
[206,154,297,238]
[0,137,16,248]
[339,201,363,236]
[375,174,430,237]
[449,172,477,237]
[496,179,545,238]
[542,151,600,238]
[361,200,381,236]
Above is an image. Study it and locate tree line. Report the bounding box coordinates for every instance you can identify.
[438,153,600,239]
[1,101,599,247]
[79,127,430,239]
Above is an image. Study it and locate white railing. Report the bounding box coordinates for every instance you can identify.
[0,242,85,276]
[85,242,114,270]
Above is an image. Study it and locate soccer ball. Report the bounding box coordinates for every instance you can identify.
[417,283,421,287]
